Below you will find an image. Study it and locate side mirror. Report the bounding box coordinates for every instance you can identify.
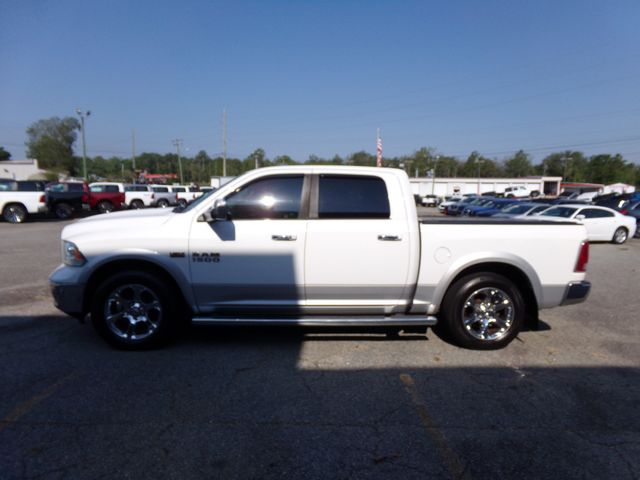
[198,199,230,223]
[575,214,585,221]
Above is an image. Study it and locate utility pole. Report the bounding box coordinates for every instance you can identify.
[476,157,484,194]
[222,109,227,177]
[76,109,91,179]
[172,138,184,184]
[432,155,440,195]
[131,130,136,171]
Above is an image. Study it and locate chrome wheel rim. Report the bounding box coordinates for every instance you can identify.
[5,206,25,223]
[104,284,162,341]
[462,287,514,341]
[614,229,627,244]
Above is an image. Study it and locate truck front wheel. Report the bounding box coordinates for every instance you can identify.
[91,271,179,349]
[439,272,524,350]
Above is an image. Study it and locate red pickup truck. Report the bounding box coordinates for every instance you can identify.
[88,183,127,213]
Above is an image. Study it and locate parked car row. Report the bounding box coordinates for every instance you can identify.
[0,179,214,223]
[435,192,638,244]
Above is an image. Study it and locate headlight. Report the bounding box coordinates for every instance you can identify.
[63,241,86,267]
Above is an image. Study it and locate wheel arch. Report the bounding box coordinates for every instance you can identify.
[2,201,28,212]
[435,259,540,329]
[2,202,29,222]
[83,257,194,318]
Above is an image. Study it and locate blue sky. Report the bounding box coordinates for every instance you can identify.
[1,0,639,164]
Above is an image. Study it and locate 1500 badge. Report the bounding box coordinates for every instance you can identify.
[192,252,221,263]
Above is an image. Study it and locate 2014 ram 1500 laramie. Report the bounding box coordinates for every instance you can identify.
[49,166,591,350]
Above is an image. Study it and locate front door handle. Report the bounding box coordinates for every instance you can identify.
[272,235,297,241]
[378,235,401,241]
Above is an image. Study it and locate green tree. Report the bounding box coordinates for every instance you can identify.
[586,154,635,185]
[0,146,11,160]
[347,150,375,166]
[503,150,533,177]
[435,156,460,177]
[273,155,296,165]
[537,153,566,177]
[193,150,211,183]
[25,117,80,175]
[411,147,436,177]
[459,151,502,177]
[244,148,266,171]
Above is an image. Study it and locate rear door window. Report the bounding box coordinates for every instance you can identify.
[317,175,390,219]
[581,208,614,218]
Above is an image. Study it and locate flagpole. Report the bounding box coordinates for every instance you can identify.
[376,128,382,167]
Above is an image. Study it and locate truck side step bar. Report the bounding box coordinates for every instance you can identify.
[191,315,438,327]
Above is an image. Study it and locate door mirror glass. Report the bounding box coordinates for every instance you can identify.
[212,199,230,221]
[575,214,585,221]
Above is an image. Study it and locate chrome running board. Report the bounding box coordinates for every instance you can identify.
[191,315,438,327]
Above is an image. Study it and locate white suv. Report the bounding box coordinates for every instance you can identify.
[503,186,531,198]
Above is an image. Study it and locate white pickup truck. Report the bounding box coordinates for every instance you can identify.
[124,184,155,209]
[0,180,47,223]
[49,166,591,350]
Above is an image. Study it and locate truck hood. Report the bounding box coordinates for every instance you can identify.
[62,208,175,241]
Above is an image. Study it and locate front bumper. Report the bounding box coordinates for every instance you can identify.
[49,266,86,319]
[560,281,591,306]
[50,283,85,319]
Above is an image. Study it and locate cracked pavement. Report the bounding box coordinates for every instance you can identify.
[1,217,639,479]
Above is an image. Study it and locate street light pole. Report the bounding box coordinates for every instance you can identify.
[76,109,91,179]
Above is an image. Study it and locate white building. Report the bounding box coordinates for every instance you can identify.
[0,159,47,180]
[409,176,563,197]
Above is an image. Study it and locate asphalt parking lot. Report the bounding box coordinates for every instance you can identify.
[1,213,639,479]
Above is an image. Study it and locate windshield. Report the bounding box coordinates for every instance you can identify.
[174,188,217,213]
[539,206,577,218]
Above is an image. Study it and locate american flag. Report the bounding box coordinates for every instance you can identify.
[376,130,382,167]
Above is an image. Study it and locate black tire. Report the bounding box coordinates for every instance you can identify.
[54,203,74,220]
[156,199,169,208]
[437,272,524,350]
[91,271,180,350]
[130,199,144,209]
[612,227,628,245]
[177,198,188,208]
[2,203,28,224]
[97,201,114,214]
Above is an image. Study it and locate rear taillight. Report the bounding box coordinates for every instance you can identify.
[620,209,628,215]
[575,241,589,272]
[151,193,155,199]
[82,193,89,203]
[39,194,45,202]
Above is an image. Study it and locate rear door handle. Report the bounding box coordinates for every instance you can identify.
[272,235,297,241]
[378,235,401,241]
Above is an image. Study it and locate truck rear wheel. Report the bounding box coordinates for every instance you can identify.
[97,201,114,214]
[3,203,27,223]
[91,271,179,349]
[130,199,144,209]
[156,199,169,208]
[439,272,524,350]
[54,203,73,219]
